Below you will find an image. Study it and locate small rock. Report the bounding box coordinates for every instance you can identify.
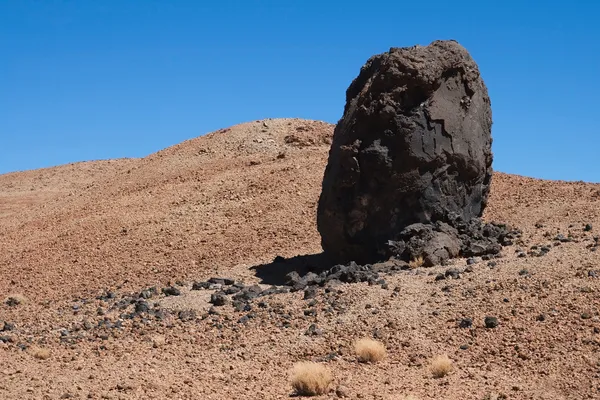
[191,281,210,290]
[484,316,499,328]
[445,268,460,279]
[224,286,241,295]
[459,344,469,350]
[335,385,349,398]
[458,318,473,328]
[208,277,235,286]
[304,287,318,300]
[536,314,546,322]
[233,285,262,302]
[161,287,181,296]
[135,301,150,313]
[139,287,157,299]
[581,312,592,320]
[210,292,229,307]
[584,224,593,232]
[518,269,530,276]
[466,257,476,265]
[435,274,446,281]
[178,310,196,322]
[305,324,323,336]
[464,265,474,273]
[1,321,15,332]
[238,315,250,324]
[487,261,498,268]
[232,301,247,312]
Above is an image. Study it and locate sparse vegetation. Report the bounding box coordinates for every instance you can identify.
[5,294,28,307]
[290,361,333,396]
[430,354,453,378]
[29,346,51,360]
[354,338,386,363]
[409,255,424,269]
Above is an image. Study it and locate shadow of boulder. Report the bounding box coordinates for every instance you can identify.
[250,252,335,286]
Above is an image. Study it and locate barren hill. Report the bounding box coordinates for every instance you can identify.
[1,119,600,399]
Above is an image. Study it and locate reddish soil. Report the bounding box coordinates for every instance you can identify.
[1,119,599,399]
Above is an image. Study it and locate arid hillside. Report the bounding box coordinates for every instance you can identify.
[1,119,599,400]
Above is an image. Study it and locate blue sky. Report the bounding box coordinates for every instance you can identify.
[1,1,598,182]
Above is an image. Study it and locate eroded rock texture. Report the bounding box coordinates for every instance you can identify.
[318,40,509,265]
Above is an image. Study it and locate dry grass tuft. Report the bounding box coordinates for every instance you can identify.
[354,338,386,363]
[290,361,333,396]
[5,293,28,307]
[430,354,453,378]
[29,346,51,360]
[409,255,424,269]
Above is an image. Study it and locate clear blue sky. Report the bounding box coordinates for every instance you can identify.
[1,1,598,182]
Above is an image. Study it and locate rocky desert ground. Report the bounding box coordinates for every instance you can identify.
[1,118,600,399]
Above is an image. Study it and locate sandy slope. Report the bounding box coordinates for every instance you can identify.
[1,119,599,400]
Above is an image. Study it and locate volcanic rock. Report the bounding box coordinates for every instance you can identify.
[317,40,502,265]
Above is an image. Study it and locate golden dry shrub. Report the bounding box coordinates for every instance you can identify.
[430,354,453,378]
[290,361,333,396]
[354,338,386,363]
[408,256,424,269]
[29,346,51,360]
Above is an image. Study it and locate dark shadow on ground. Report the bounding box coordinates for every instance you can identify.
[250,252,337,286]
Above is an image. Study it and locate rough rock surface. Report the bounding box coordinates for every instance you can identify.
[318,40,500,264]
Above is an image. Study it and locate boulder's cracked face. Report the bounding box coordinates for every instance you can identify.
[317,40,497,264]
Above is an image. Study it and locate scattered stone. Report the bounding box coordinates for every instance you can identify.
[466,258,476,265]
[233,285,262,302]
[445,268,461,280]
[134,301,150,314]
[519,269,530,276]
[555,234,572,243]
[1,321,15,332]
[464,265,474,273]
[178,310,196,322]
[487,261,498,268]
[304,309,317,317]
[139,287,157,299]
[208,277,235,286]
[458,318,473,329]
[305,324,323,336]
[224,286,241,295]
[210,292,229,307]
[588,270,599,278]
[336,385,349,398]
[484,316,499,328]
[584,224,593,232]
[191,281,211,291]
[161,287,181,296]
[435,274,446,281]
[304,287,318,300]
[238,315,250,324]
[459,344,470,350]
[581,312,592,320]
[536,314,546,322]
[5,295,27,307]
[232,301,247,312]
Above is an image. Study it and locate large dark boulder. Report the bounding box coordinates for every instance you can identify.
[317,40,499,264]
